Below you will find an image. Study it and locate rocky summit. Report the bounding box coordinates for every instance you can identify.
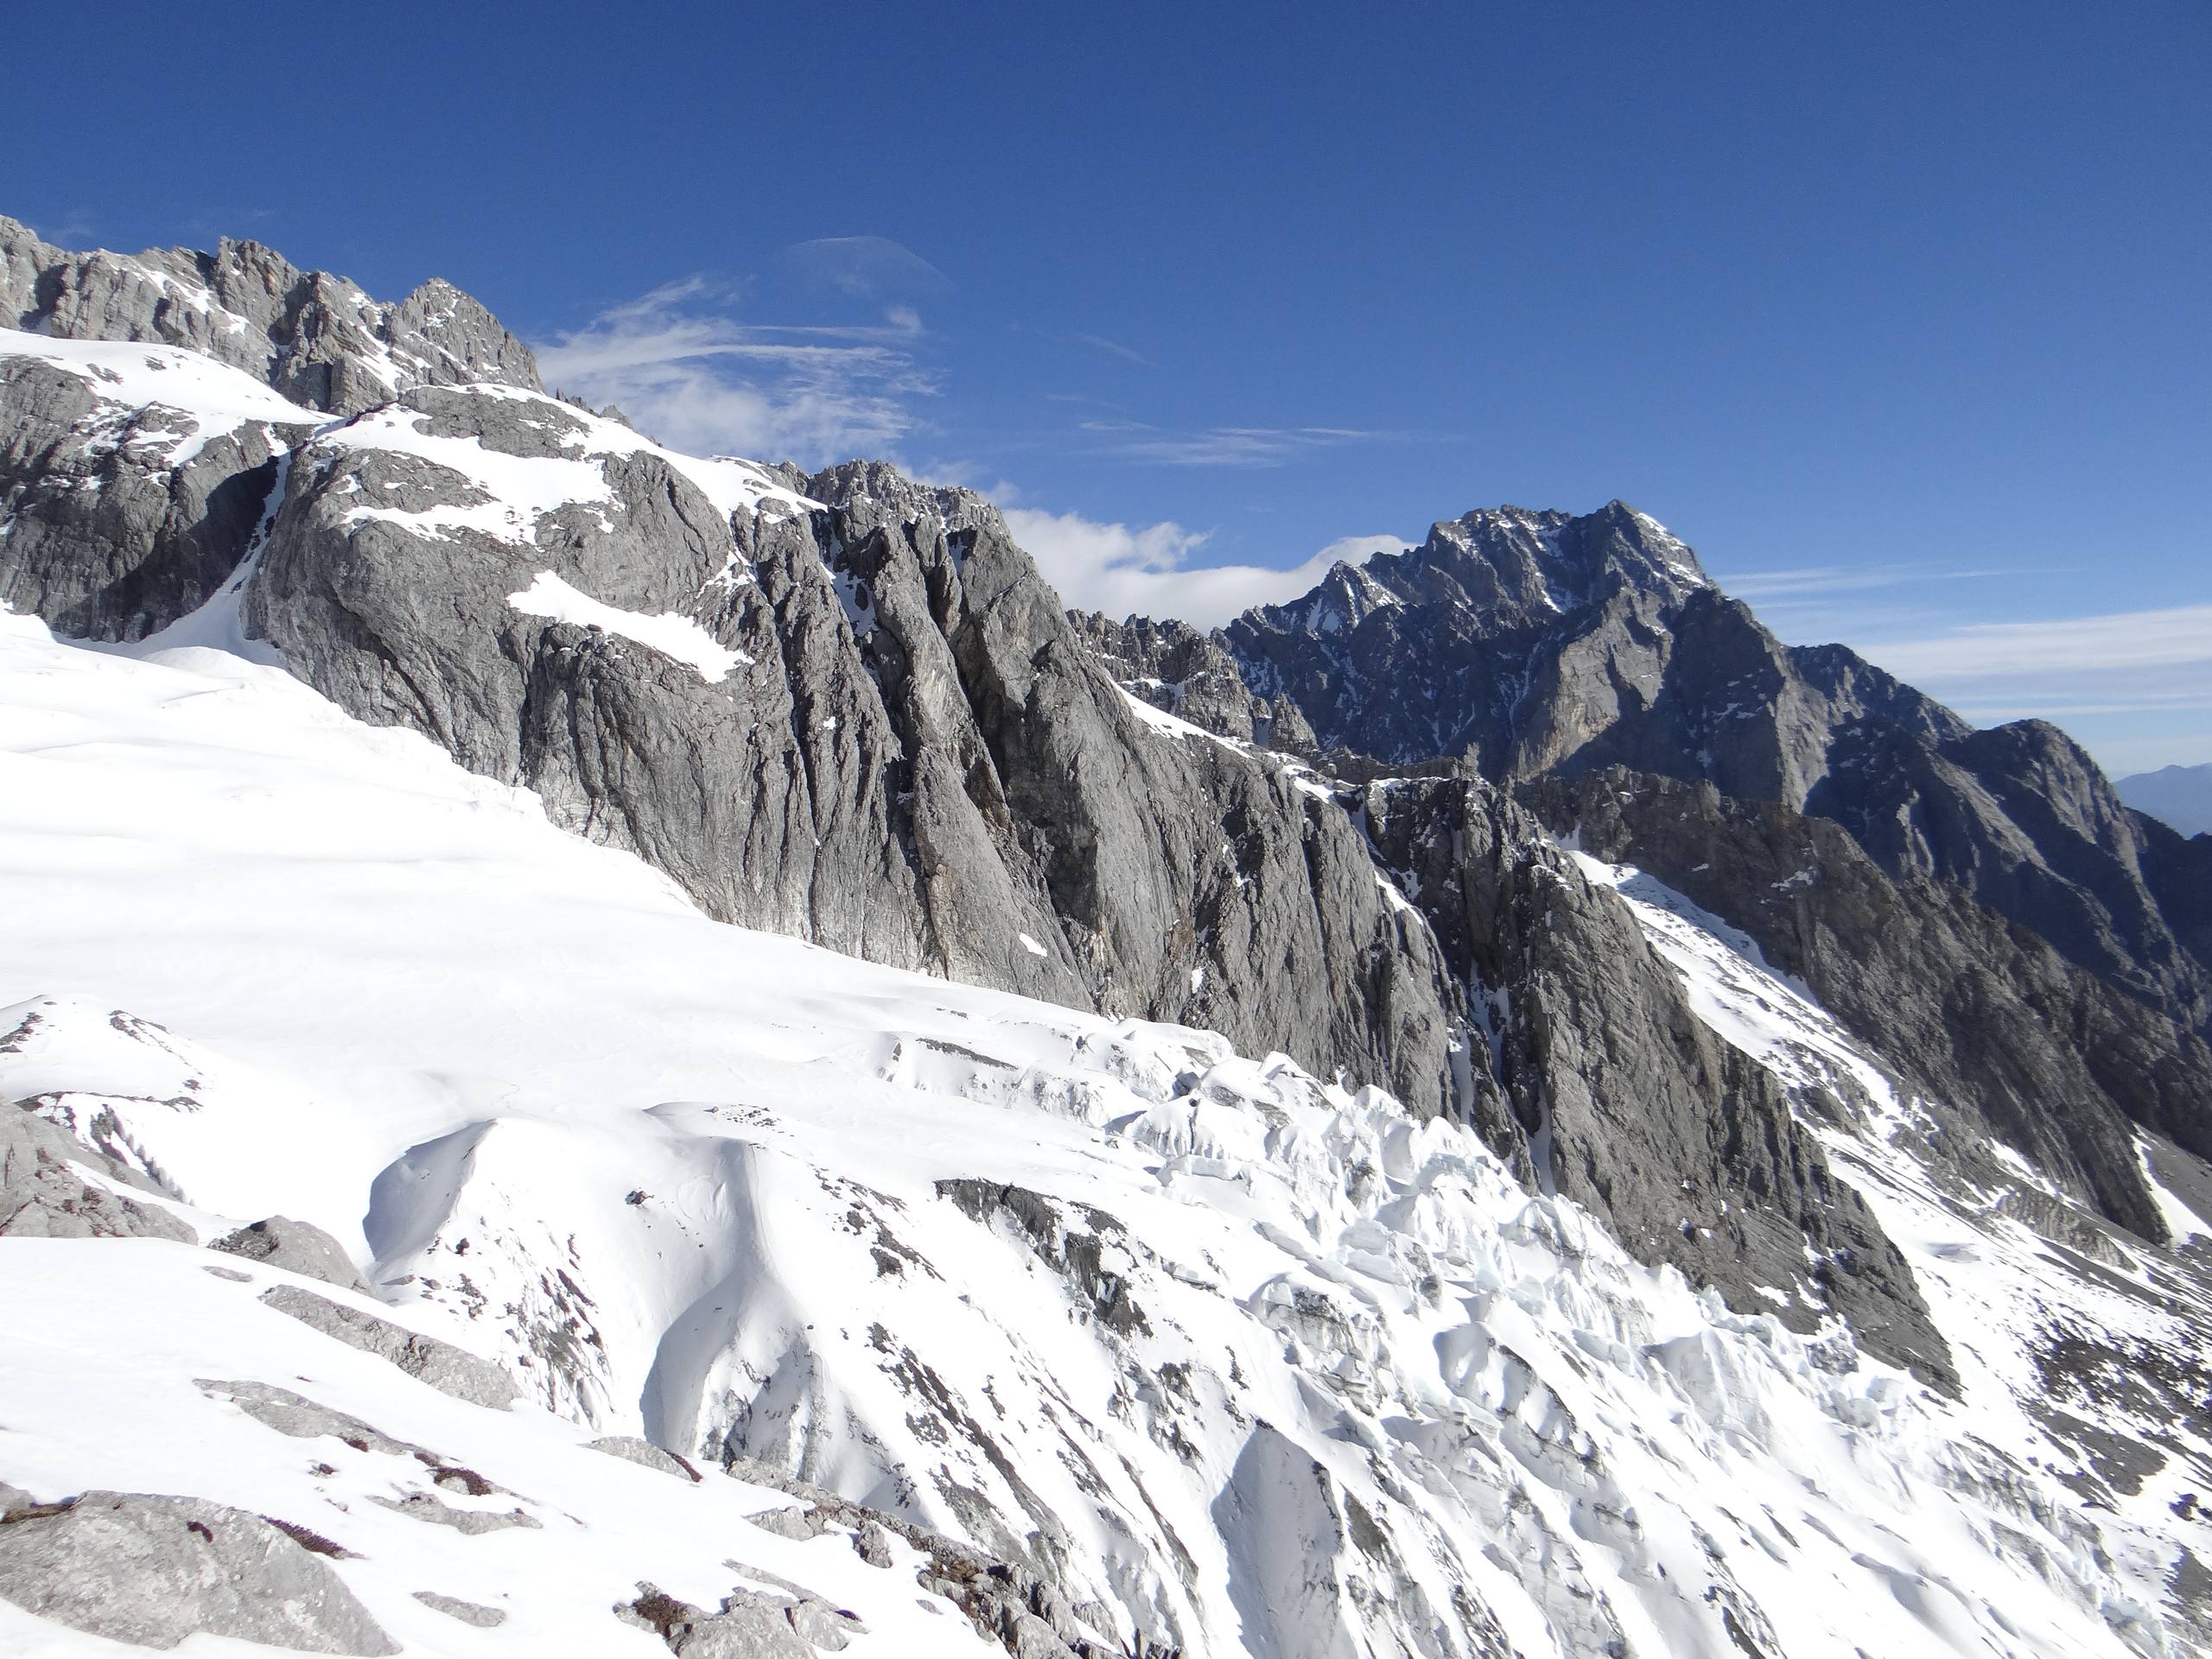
[2,220,2209,1659]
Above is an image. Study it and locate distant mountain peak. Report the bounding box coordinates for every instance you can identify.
[2118,760,2212,838]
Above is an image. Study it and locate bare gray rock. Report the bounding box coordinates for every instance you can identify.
[368,1491,540,1534]
[258,1282,518,1409]
[1358,773,1953,1385]
[1,214,540,416]
[0,1491,397,1654]
[212,1216,372,1293]
[1069,612,1275,746]
[747,1505,827,1541]
[1523,767,2212,1243]
[413,1589,507,1627]
[617,1582,815,1658]
[1221,504,2211,1039]
[0,1101,194,1242]
[588,1434,702,1481]
[785,1599,855,1649]
[239,423,1468,1115]
[0,355,300,641]
[194,1377,429,1458]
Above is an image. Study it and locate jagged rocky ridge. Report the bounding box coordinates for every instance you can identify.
[1204,504,2209,1033]
[3,219,2210,1658]
[1077,513,2212,1251]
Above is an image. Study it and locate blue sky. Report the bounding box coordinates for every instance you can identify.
[7,2,2208,770]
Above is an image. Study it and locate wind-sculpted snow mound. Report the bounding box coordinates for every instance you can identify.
[0,607,2199,1657]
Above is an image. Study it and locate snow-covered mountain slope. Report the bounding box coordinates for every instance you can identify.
[3,597,2208,1656]
[0,315,1478,1128]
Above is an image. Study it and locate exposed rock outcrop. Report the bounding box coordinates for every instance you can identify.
[1221,505,2211,1034]
[0,1491,397,1654]
[1355,774,1953,1383]
[258,1283,519,1409]
[1,214,539,415]
[212,1216,372,1292]
[1068,610,1313,750]
[237,406,1468,1113]
[0,1099,194,1241]
[0,351,303,639]
[1522,767,2212,1243]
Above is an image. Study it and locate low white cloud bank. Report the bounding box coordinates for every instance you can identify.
[1860,604,2212,683]
[1001,507,1405,627]
[1854,603,2212,769]
[534,278,931,467]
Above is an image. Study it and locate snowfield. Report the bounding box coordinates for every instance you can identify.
[2,605,2204,1658]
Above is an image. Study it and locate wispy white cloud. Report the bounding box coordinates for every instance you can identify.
[1716,563,2019,601]
[1002,506,1403,626]
[534,277,934,466]
[1071,333,1157,369]
[779,236,950,300]
[1082,423,1382,468]
[1851,603,2212,772]
[1860,604,2212,683]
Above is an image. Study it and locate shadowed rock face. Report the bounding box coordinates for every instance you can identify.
[1219,505,2211,1036]
[0,354,302,639]
[0,215,539,415]
[1353,774,1953,1386]
[1522,768,2212,1245]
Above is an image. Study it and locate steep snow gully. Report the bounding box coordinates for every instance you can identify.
[1,221,2209,1659]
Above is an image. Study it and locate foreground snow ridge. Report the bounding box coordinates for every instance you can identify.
[0,614,2184,1656]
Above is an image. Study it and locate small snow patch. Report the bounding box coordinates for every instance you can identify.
[506,572,750,683]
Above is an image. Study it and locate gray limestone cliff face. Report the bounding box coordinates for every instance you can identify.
[0,354,305,639]
[1522,769,2212,1245]
[1221,504,2210,1039]
[1352,775,1950,1384]
[238,402,1462,1111]
[1067,610,1314,751]
[0,214,539,414]
[1809,715,2207,1022]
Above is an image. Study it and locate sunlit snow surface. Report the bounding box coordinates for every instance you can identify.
[0,636,2204,1653]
